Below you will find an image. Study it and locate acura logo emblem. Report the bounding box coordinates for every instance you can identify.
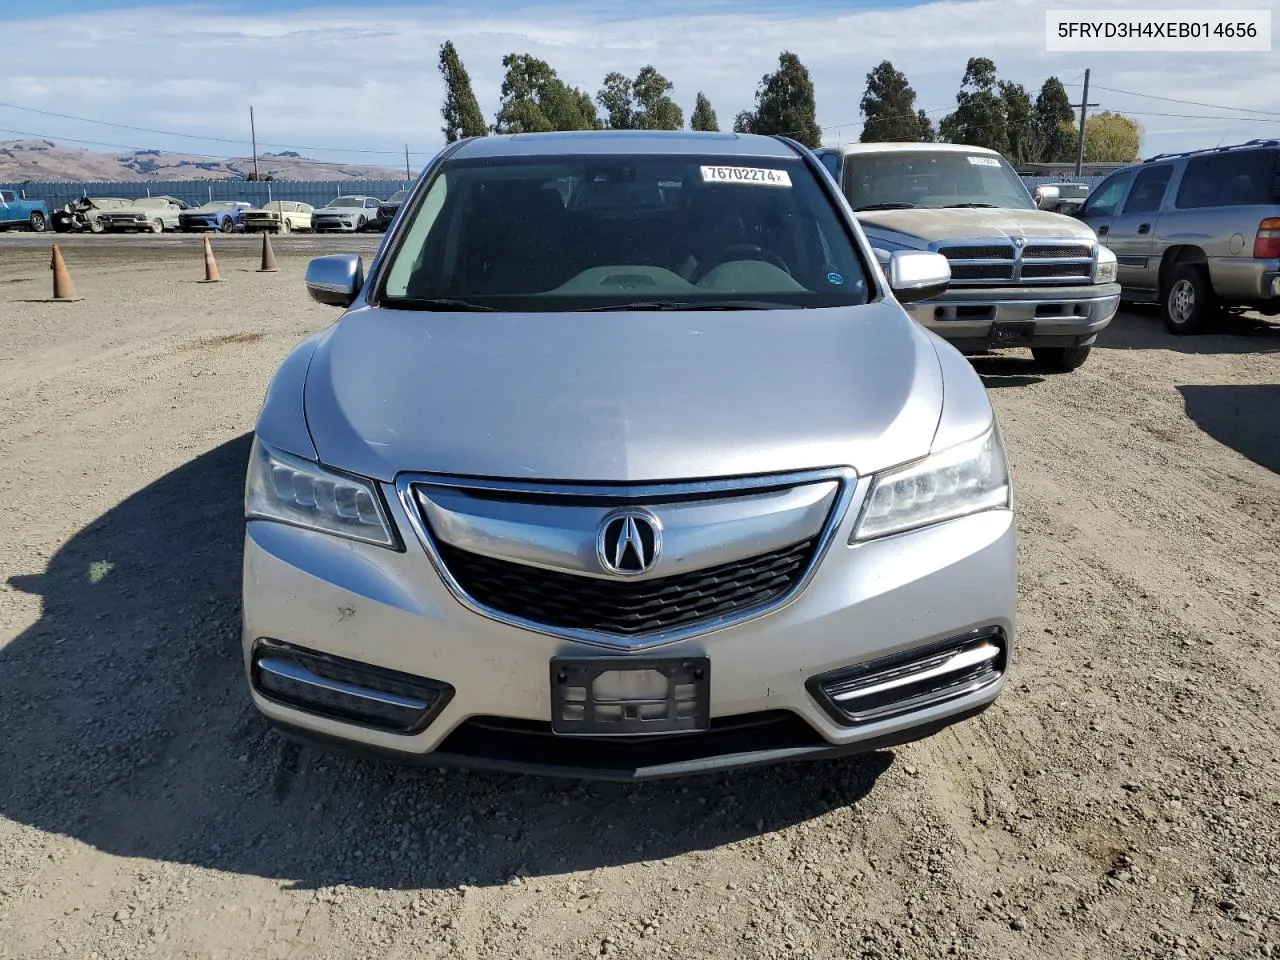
[597,511,661,576]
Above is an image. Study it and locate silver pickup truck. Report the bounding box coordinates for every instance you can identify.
[816,143,1120,371]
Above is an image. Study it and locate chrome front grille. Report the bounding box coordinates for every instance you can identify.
[935,237,1096,286]
[398,470,854,649]
[435,537,816,636]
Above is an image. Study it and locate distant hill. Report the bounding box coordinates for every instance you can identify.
[0,139,410,183]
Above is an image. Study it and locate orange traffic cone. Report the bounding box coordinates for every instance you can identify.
[199,235,222,283]
[257,231,278,273]
[49,245,83,302]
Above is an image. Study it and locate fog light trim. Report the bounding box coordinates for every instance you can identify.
[808,627,1006,727]
[251,639,453,734]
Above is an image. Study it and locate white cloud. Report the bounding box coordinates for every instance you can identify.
[2,0,1277,164]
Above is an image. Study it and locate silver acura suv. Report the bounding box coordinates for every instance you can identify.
[242,130,1017,780]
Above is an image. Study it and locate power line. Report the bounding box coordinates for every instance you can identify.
[0,126,415,169]
[0,99,416,156]
[1061,83,1280,118]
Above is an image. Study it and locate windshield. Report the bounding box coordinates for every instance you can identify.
[389,190,407,202]
[844,151,1035,211]
[380,153,870,311]
[330,196,364,207]
[200,202,241,211]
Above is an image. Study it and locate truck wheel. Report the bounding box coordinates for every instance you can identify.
[28,211,47,232]
[1162,264,1219,335]
[1031,345,1092,372]
[89,219,104,234]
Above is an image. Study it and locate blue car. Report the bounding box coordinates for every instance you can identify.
[179,201,254,233]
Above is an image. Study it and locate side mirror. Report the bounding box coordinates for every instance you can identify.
[1033,185,1061,210]
[305,255,364,307]
[887,250,950,303]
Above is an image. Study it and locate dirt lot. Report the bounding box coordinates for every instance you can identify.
[1,236,1278,960]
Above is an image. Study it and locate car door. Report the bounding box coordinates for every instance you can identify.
[1076,169,1136,252]
[1107,164,1173,293]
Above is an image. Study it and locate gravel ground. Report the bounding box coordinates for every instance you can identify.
[1,237,1278,960]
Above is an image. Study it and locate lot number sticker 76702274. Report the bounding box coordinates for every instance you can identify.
[700,166,793,187]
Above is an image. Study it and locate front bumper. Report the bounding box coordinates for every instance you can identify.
[904,282,1121,352]
[101,217,149,231]
[312,217,360,232]
[242,480,1017,780]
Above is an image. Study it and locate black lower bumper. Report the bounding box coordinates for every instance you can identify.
[268,701,992,782]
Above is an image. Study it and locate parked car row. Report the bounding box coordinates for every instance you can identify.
[3,191,407,234]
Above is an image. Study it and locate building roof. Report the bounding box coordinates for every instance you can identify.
[450,130,801,160]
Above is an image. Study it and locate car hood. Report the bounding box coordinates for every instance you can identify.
[856,207,1097,246]
[301,302,945,484]
[314,207,360,214]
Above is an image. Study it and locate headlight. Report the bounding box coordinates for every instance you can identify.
[245,437,397,547]
[1094,246,1117,284]
[851,425,1011,542]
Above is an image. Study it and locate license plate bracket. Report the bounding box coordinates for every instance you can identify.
[990,320,1036,346]
[549,657,710,736]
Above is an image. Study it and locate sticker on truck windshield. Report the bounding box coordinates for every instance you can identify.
[966,156,1001,167]
[700,166,792,186]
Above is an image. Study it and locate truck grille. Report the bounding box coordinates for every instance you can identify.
[936,238,1096,286]
[434,538,816,637]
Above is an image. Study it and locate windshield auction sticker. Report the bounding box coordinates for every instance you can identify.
[700,166,793,187]
[967,157,1002,167]
[1046,9,1271,50]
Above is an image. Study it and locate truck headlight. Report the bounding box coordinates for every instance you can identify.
[245,437,397,547]
[1094,246,1117,284]
[852,424,1011,542]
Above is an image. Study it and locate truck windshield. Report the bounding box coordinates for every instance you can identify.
[380,153,871,312]
[844,152,1035,211]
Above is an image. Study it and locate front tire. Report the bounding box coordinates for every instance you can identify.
[356,215,367,231]
[150,218,164,234]
[219,217,233,234]
[1162,264,1219,335]
[28,211,47,232]
[1031,344,1092,372]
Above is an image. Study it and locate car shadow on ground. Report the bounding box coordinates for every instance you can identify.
[966,355,1047,389]
[1,434,892,891]
[1102,307,1280,354]
[1178,385,1280,475]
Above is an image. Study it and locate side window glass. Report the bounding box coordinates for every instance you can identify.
[1122,165,1173,215]
[1083,171,1134,217]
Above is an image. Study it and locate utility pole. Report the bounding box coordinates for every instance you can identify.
[249,106,259,181]
[1071,69,1099,177]
[405,144,411,181]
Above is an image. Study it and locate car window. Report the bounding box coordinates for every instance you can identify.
[817,151,841,180]
[841,151,1035,210]
[1176,148,1280,208]
[381,152,871,311]
[1082,170,1135,217]
[1122,165,1173,215]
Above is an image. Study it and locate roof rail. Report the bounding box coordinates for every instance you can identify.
[1144,138,1280,163]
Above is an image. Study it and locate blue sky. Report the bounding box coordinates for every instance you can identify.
[2,0,1277,169]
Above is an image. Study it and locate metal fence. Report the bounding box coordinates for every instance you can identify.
[0,179,414,211]
[2,174,1109,212]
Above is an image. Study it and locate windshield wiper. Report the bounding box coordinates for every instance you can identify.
[943,203,999,208]
[388,297,500,312]
[575,300,799,312]
[853,202,917,211]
